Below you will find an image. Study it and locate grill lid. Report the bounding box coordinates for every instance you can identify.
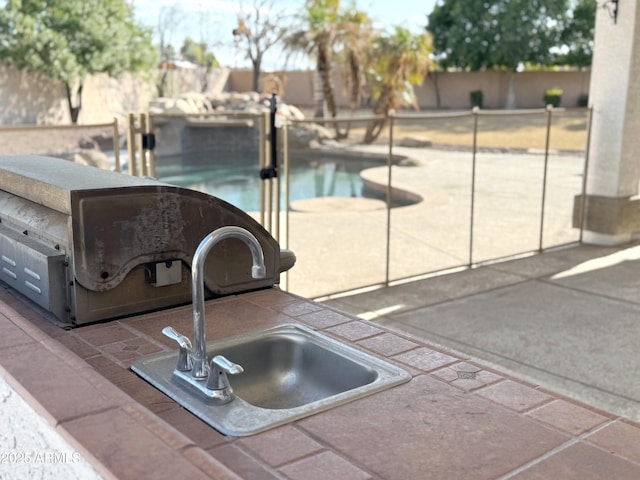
[0,155,293,325]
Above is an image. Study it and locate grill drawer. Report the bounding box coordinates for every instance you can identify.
[0,224,68,321]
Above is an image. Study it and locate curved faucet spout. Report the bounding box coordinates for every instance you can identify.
[191,226,266,378]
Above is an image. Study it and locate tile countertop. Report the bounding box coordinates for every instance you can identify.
[1,286,640,479]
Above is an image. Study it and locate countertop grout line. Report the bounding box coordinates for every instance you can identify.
[290,423,386,480]
[206,441,286,480]
[496,418,620,480]
[230,439,307,478]
[55,404,122,429]
[116,320,174,351]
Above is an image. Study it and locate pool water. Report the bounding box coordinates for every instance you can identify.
[155,154,383,212]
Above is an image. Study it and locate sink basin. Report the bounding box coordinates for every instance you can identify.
[215,328,379,409]
[131,323,410,436]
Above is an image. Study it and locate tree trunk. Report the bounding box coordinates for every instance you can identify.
[431,70,442,109]
[313,69,325,119]
[347,51,361,113]
[364,118,386,144]
[317,44,337,119]
[65,82,83,124]
[363,89,392,144]
[252,54,262,92]
[157,69,168,97]
[331,50,363,141]
[201,66,210,93]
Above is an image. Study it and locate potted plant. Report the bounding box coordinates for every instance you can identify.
[470,90,483,108]
[577,93,589,107]
[543,88,563,107]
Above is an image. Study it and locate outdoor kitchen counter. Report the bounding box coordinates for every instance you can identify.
[1,286,639,479]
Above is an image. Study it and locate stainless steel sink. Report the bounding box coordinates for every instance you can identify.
[131,323,411,436]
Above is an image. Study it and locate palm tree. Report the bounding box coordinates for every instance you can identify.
[339,7,373,114]
[364,27,433,144]
[285,1,374,139]
[333,7,374,138]
[285,0,341,120]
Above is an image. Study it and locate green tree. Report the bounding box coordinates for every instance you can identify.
[427,0,569,71]
[0,0,156,124]
[427,0,568,108]
[555,0,596,68]
[363,27,432,144]
[179,37,220,93]
[180,37,220,69]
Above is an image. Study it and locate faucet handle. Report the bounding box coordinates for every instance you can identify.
[162,327,193,372]
[205,355,244,391]
[212,355,244,375]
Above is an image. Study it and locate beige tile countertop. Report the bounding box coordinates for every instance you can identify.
[1,285,640,479]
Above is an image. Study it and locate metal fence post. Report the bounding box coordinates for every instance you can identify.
[126,113,137,176]
[469,107,479,266]
[260,94,280,237]
[112,118,121,172]
[538,105,553,251]
[147,114,156,178]
[270,94,280,240]
[138,113,148,177]
[259,112,267,227]
[282,120,290,291]
[385,111,395,286]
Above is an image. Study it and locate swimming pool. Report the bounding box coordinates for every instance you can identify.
[155,152,385,212]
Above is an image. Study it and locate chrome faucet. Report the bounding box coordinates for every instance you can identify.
[162,226,267,403]
[191,226,266,378]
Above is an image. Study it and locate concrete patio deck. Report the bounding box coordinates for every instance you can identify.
[285,144,585,299]
[321,241,640,423]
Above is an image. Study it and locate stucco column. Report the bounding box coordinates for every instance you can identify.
[577,0,640,245]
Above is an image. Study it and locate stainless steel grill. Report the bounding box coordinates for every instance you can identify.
[0,155,294,326]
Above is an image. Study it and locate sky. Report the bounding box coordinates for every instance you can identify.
[132,0,438,69]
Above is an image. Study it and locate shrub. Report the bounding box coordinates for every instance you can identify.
[577,94,589,107]
[543,88,563,108]
[470,90,483,108]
